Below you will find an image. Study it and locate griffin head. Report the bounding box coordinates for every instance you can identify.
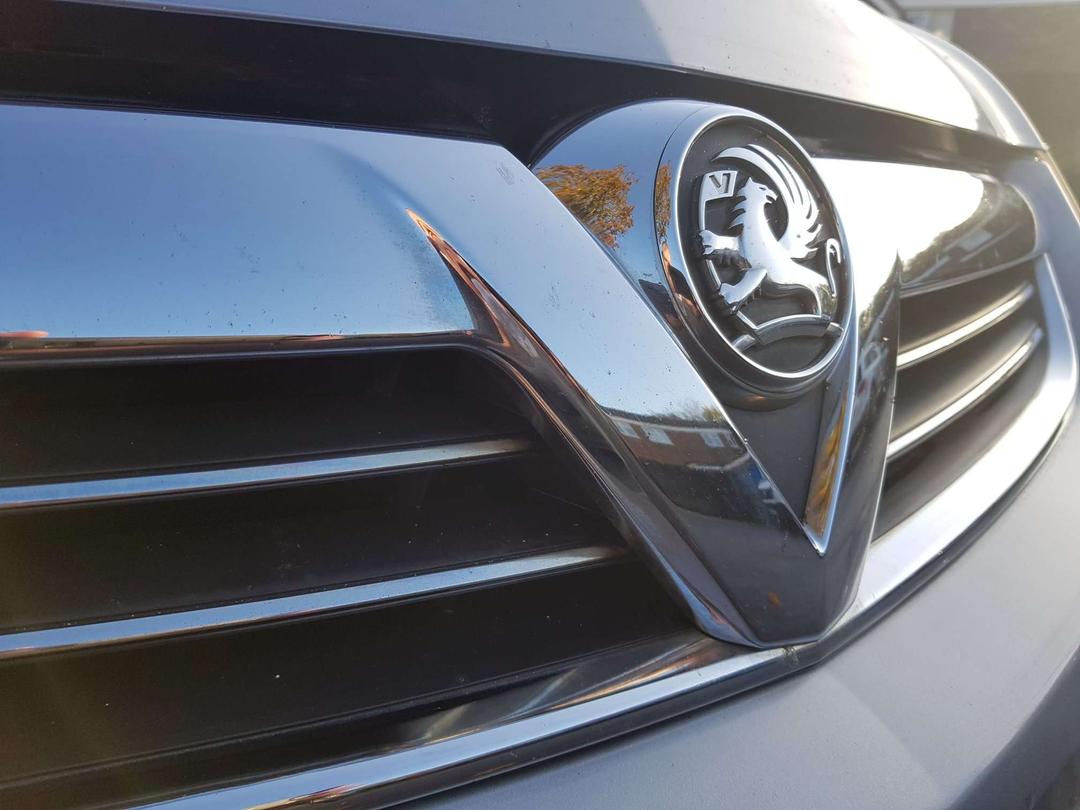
[731,178,777,229]
[739,178,777,206]
[716,144,822,261]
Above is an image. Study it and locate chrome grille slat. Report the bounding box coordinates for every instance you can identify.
[888,322,1042,459]
[896,280,1035,370]
[0,344,670,802]
[0,545,619,661]
[893,170,1038,297]
[0,455,619,632]
[0,351,533,486]
[897,248,1042,299]
[136,630,763,810]
[885,247,1049,470]
[0,561,684,792]
[0,437,535,511]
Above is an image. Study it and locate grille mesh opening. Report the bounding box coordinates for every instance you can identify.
[878,260,1047,536]
[0,350,528,485]
[0,347,688,807]
[0,457,616,631]
[3,563,685,804]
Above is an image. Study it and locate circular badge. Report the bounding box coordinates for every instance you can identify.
[660,111,852,392]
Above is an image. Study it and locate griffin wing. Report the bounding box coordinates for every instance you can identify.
[715,144,821,260]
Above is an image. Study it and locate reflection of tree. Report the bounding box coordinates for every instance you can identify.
[654,163,672,240]
[537,163,635,248]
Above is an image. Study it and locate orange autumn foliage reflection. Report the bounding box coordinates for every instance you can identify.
[537,163,635,248]
[654,163,672,239]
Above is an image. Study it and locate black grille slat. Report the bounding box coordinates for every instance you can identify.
[889,311,1041,451]
[0,350,631,642]
[877,346,1046,536]
[879,257,1051,535]
[890,313,1041,458]
[898,176,1037,296]
[0,351,527,486]
[897,275,1035,370]
[0,562,682,793]
[0,546,621,661]
[0,456,621,640]
[0,436,534,510]
[0,457,612,630]
[0,345,690,806]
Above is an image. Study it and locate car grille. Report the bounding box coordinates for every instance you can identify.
[0,23,1076,804]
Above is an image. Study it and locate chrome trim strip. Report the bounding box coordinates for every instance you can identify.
[135,257,1078,810]
[887,326,1043,460]
[145,640,783,810]
[0,334,470,369]
[0,546,618,661]
[0,437,534,511]
[896,281,1035,370]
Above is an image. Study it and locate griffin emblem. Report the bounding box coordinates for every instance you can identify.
[696,144,843,348]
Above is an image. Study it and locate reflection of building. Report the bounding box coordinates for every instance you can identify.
[853,286,898,431]
[610,412,747,471]
[607,410,785,522]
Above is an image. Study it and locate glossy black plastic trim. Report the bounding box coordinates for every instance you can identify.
[0,2,1038,170]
